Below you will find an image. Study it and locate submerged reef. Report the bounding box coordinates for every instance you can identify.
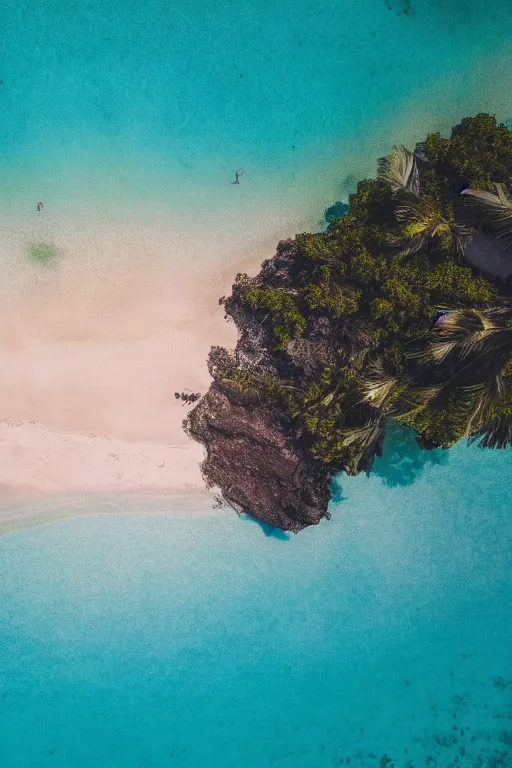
[186,114,512,531]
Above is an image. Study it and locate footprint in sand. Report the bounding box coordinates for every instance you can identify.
[34,451,48,467]
[0,417,23,428]
[89,433,112,442]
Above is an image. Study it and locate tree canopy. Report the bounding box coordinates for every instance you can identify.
[212,114,512,476]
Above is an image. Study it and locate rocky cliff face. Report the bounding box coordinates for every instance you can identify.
[186,382,332,533]
[185,116,512,531]
[184,242,374,532]
[184,241,342,532]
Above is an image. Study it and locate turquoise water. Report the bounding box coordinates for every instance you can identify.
[0,431,511,766]
[1,0,512,223]
[1,0,512,765]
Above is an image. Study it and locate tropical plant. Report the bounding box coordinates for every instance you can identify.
[392,195,474,255]
[201,115,512,476]
[461,183,512,251]
[405,307,512,447]
[416,113,512,193]
[377,145,420,197]
[336,365,401,471]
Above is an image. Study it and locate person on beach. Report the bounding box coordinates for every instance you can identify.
[232,168,244,184]
[36,201,44,212]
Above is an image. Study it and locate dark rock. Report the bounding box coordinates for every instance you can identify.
[186,384,332,533]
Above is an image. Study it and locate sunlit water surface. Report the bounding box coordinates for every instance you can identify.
[0,431,511,766]
[1,0,512,765]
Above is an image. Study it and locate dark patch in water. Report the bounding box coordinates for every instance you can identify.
[325,201,349,224]
[27,242,60,265]
[338,173,358,197]
[372,425,448,487]
[330,477,347,504]
[239,513,290,540]
[386,0,414,15]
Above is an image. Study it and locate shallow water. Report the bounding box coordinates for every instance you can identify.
[0,431,511,766]
[1,0,512,485]
[1,0,512,764]
[2,0,512,216]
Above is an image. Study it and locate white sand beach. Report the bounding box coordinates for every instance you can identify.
[0,417,209,496]
[0,211,289,523]
[0,56,510,530]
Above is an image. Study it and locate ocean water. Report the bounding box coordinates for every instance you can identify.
[1,0,512,765]
[0,430,511,766]
[2,0,512,224]
[2,0,512,473]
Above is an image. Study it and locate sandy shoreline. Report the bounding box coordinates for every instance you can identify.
[0,212,290,525]
[0,417,210,496]
[0,487,224,536]
[0,416,224,533]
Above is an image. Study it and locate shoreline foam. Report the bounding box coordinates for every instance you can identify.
[0,487,221,536]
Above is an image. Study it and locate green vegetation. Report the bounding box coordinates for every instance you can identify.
[27,242,59,265]
[241,284,307,349]
[220,115,512,475]
[324,201,349,223]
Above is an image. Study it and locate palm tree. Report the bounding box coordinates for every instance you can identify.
[461,183,512,251]
[377,145,420,197]
[306,306,512,466]
[337,362,411,472]
[392,195,475,256]
[407,307,512,447]
[344,307,512,454]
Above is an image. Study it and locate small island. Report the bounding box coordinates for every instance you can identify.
[186,114,512,532]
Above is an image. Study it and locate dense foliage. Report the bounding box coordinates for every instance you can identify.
[217,115,512,475]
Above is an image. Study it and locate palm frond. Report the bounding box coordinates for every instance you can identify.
[456,383,495,438]
[429,339,460,363]
[358,362,400,410]
[340,418,384,451]
[485,303,512,324]
[394,384,442,421]
[427,309,501,364]
[361,377,398,409]
[450,222,477,253]
[393,196,473,255]
[461,184,512,216]
[395,195,436,226]
[469,412,512,448]
[377,145,420,196]
[461,184,512,249]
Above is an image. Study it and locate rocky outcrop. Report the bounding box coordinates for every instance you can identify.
[184,246,368,532]
[184,115,512,531]
[186,383,333,533]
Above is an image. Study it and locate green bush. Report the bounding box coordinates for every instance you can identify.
[242,286,307,349]
[219,113,512,469]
